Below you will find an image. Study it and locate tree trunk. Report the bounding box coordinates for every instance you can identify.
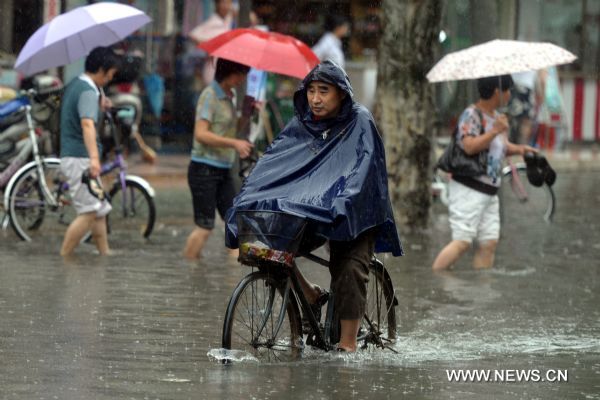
[374,0,442,231]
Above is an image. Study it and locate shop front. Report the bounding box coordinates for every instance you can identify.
[2,0,597,146]
[518,0,600,144]
[436,0,599,147]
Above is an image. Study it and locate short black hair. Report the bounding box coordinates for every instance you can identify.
[85,47,121,74]
[325,15,349,32]
[214,58,250,82]
[477,75,514,100]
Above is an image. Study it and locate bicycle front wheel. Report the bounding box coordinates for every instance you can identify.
[358,258,398,348]
[108,179,155,238]
[222,271,303,362]
[501,164,555,223]
[8,159,75,241]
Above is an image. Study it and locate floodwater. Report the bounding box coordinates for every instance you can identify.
[0,171,599,399]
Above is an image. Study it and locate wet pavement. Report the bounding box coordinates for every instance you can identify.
[1,170,599,399]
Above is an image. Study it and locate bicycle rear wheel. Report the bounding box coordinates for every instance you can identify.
[358,258,398,348]
[222,271,303,362]
[8,159,75,241]
[108,179,155,238]
[501,164,555,223]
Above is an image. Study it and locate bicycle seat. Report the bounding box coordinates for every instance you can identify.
[0,97,29,121]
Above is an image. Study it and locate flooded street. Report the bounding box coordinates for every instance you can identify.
[1,171,599,399]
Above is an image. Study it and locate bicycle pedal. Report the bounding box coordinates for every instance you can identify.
[305,326,326,348]
[304,323,324,341]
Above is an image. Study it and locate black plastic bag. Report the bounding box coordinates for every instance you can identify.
[436,127,488,176]
[437,108,487,177]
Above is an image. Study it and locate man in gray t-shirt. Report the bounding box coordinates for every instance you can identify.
[59,47,120,257]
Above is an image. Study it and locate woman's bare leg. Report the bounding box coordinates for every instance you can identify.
[432,240,471,271]
[183,227,211,260]
[473,240,498,269]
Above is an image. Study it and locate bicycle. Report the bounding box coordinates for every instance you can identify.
[5,108,156,241]
[432,138,555,222]
[0,85,61,229]
[221,211,398,362]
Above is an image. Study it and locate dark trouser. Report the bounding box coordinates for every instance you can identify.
[329,229,376,320]
[187,161,235,229]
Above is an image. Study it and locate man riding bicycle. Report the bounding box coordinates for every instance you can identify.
[225,60,402,352]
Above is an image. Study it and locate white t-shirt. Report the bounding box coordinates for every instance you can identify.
[512,71,537,90]
[312,32,345,69]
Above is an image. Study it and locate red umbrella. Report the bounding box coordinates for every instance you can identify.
[197,28,319,79]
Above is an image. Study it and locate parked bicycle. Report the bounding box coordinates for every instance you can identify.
[0,80,62,230]
[221,211,398,362]
[4,107,156,241]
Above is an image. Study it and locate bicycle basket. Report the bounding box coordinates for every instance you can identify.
[236,210,307,268]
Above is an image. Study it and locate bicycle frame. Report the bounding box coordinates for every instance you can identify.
[100,110,156,213]
[505,158,528,201]
[100,148,128,193]
[2,98,58,219]
[238,249,399,355]
[0,123,33,190]
[290,259,332,350]
[60,108,154,203]
[25,106,57,208]
[257,250,364,352]
[253,253,333,351]
[68,109,156,219]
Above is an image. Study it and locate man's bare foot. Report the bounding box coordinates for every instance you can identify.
[336,344,357,352]
[228,248,239,258]
[306,284,326,304]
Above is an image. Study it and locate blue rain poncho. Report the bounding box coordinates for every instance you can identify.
[225,61,403,256]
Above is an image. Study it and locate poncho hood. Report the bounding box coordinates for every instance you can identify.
[293,60,354,131]
[225,61,403,256]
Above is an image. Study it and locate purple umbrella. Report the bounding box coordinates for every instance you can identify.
[15,2,151,77]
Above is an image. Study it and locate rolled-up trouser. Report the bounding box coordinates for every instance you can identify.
[329,229,376,320]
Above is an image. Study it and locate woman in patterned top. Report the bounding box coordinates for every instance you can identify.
[432,75,537,271]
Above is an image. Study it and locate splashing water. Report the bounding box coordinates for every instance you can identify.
[207,348,260,363]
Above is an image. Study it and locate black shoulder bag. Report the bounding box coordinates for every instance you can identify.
[436,108,487,177]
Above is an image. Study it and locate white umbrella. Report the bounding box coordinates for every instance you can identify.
[426,39,577,82]
[15,2,151,77]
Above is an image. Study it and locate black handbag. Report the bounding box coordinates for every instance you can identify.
[436,108,487,177]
